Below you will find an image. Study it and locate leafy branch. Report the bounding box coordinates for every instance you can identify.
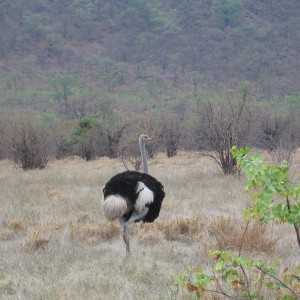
[175,250,300,299]
[232,146,300,247]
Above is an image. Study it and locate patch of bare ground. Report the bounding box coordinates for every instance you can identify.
[0,151,298,299]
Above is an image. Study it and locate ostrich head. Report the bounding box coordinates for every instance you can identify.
[139,133,152,144]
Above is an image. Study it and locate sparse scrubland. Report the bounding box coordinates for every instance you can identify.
[0,151,299,299]
[1,1,300,298]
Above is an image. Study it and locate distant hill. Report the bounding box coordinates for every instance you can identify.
[0,0,300,119]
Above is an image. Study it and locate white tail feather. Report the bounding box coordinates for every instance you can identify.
[102,195,128,220]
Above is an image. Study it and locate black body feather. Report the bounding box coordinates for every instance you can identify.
[103,171,165,222]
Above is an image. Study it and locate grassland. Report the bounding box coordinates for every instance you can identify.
[0,152,299,299]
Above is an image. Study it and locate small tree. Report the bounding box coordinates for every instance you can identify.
[232,147,300,247]
[253,112,299,164]
[0,117,9,159]
[256,114,289,152]
[119,143,143,171]
[104,123,130,159]
[212,0,243,27]
[11,121,50,170]
[163,119,182,158]
[71,116,105,161]
[45,34,63,58]
[70,0,97,41]
[195,95,251,175]
[51,74,79,116]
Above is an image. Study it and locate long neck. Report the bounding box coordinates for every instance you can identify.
[139,139,148,174]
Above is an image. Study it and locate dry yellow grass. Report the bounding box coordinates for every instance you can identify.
[133,217,204,245]
[0,152,298,299]
[69,221,121,243]
[0,229,15,240]
[4,218,25,232]
[207,216,278,253]
[22,230,50,251]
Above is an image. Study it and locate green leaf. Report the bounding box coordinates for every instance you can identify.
[215,261,225,272]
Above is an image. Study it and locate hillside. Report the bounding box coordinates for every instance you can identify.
[0,0,300,120]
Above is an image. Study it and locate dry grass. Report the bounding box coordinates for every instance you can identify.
[0,218,25,240]
[0,151,298,299]
[134,217,204,245]
[207,216,278,253]
[69,221,121,244]
[155,217,204,242]
[0,229,15,240]
[4,219,25,232]
[22,230,50,251]
[136,223,165,245]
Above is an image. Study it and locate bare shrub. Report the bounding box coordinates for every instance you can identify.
[0,118,10,159]
[253,112,299,164]
[207,216,278,253]
[194,96,251,175]
[45,122,74,160]
[76,133,98,161]
[255,113,289,152]
[54,135,72,159]
[117,118,180,168]
[11,121,50,170]
[272,146,297,165]
[119,142,142,171]
[118,130,145,171]
[105,122,131,159]
[118,123,156,170]
[163,119,183,158]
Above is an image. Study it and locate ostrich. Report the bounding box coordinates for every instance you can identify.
[102,134,165,254]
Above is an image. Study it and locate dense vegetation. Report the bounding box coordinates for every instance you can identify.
[0,0,300,165]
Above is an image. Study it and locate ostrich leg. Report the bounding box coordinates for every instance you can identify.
[120,207,149,255]
[122,224,130,255]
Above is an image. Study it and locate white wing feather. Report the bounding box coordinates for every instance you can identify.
[134,182,154,213]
